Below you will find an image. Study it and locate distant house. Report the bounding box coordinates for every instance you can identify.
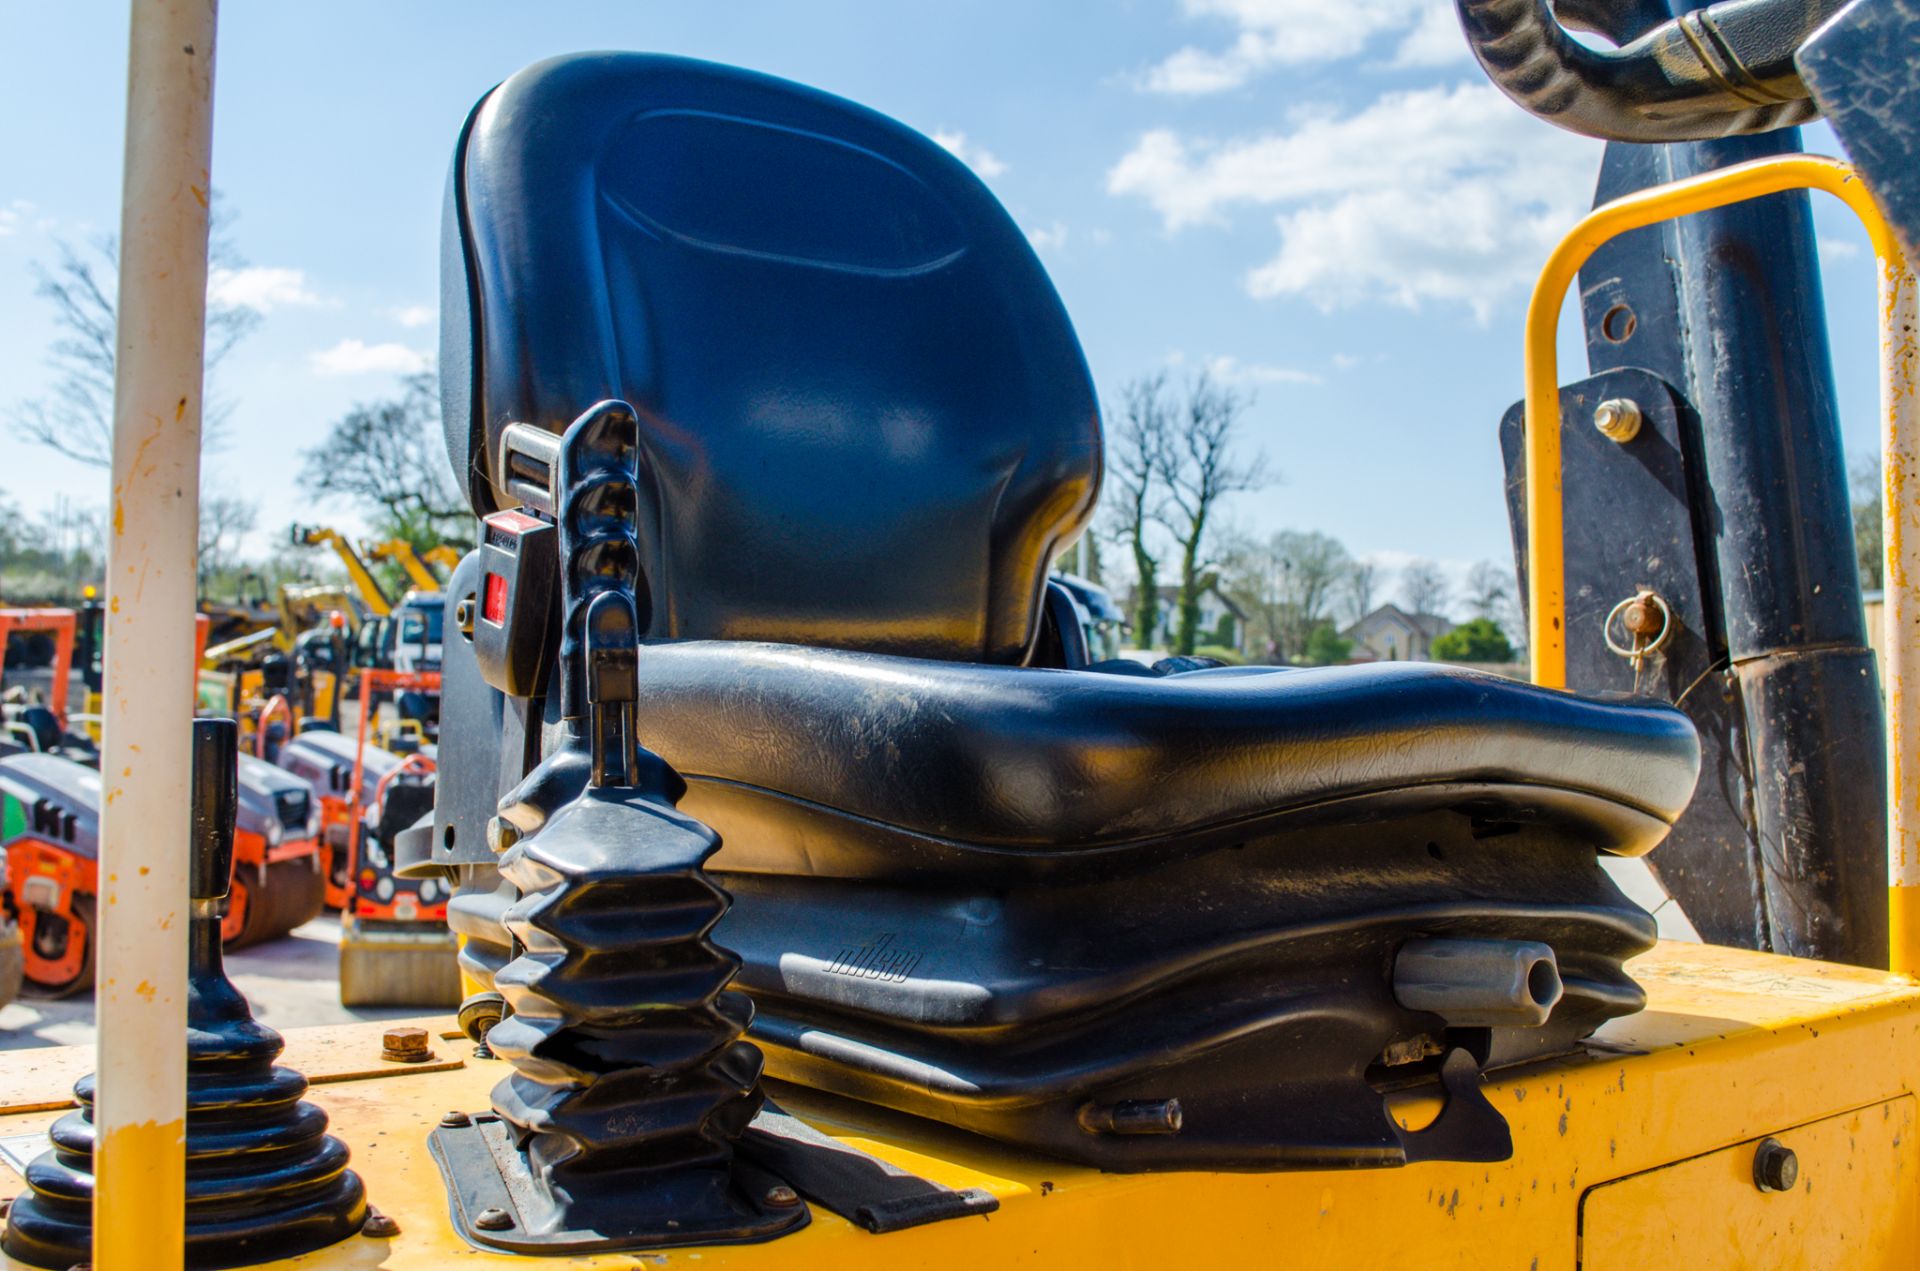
[1124,583,1249,652]
[1344,603,1454,662]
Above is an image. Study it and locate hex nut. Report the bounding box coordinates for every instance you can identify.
[1593,397,1644,443]
[765,1184,801,1208]
[361,1208,401,1239]
[381,1026,432,1063]
[1753,1138,1799,1192]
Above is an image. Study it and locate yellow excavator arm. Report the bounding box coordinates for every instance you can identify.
[363,539,442,592]
[291,525,391,617]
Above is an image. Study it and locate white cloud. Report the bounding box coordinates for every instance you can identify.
[932,130,1008,179]
[0,199,33,236]
[310,338,430,377]
[1817,236,1861,261]
[1391,2,1472,66]
[208,266,329,312]
[1139,0,1460,95]
[1026,221,1069,251]
[389,303,436,328]
[1206,354,1322,385]
[1107,83,1601,318]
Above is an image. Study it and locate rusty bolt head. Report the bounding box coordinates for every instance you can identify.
[1623,598,1663,639]
[362,1208,401,1239]
[474,1206,515,1231]
[381,1026,432,1063]
[1593,397,1644,444]
[439,1110,472,1129]
[765,1184,801,1208]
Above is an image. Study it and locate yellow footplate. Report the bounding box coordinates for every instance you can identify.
[0,940,1916,1269]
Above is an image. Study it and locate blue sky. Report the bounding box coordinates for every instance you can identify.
[0,1,1883,601]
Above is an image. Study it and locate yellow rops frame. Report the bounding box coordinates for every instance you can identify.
[1518,153,1920,974]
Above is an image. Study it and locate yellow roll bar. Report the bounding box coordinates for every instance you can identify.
[1520,153,1920,973]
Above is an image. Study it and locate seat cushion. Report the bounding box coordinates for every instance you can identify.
[632,642,1700,879]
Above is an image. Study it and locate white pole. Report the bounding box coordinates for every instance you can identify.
[1884,256,1920,976]
[95,2,216,1267]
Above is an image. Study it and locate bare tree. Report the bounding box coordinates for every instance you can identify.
[1344,557,1379,625]
[1399,558,1452,618]
[298,370,472,549]
[1223,529,1350,662]
[1103,374,1174,647]
[1159,372,1269,654]
[11,204,259,467]
[1464,559,1515,625]
[197,490,260,590]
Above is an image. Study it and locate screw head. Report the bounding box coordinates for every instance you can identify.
[361,1208,401,1239]
[1593,397,1644,443]
[765,1184,801,1208]
[473,1206,515,1231]
[1753,1138,1799,1192]
[381,1026,432,1063]
[439,1110,472,1129]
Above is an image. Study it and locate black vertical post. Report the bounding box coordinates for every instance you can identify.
[1580,121,1888,967]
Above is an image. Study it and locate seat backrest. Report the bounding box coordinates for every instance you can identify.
[442,53,1102,664]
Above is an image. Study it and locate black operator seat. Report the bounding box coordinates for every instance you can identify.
[442,52,1701,1173]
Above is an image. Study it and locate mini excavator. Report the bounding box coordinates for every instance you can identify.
[3,0,1920,1267]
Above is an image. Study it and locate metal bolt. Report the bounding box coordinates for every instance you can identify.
[765,1184,801,1208]
[474,1206,515,1231]
[487,816,521,854]
[1753,1138,1799,1192]
[1077,1097,1184,1135]
[1593,397,1643,443]
[362,1208,401,1239]
[454,597,476,636]
[381,1026,432,1063]
[439,1110,472,1129]
[1623,597,1664,640]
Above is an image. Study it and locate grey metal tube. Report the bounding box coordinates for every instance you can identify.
[1392,939,1564,1028]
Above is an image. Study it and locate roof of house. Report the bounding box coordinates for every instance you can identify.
[1342,603,1453,641]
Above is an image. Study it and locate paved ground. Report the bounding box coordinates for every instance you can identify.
[0,916,423,1049]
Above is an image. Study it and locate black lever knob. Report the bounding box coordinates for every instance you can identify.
[189,717,238,903]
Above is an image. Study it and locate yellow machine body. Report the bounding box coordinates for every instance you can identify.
[335,913,462,1010]
[0,940,1912,1269]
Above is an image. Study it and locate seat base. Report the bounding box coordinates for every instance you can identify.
[456,801,1656,1171]
[710,806,1654,1171]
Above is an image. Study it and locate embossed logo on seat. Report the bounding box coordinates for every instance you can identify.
[825,933,924,983]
